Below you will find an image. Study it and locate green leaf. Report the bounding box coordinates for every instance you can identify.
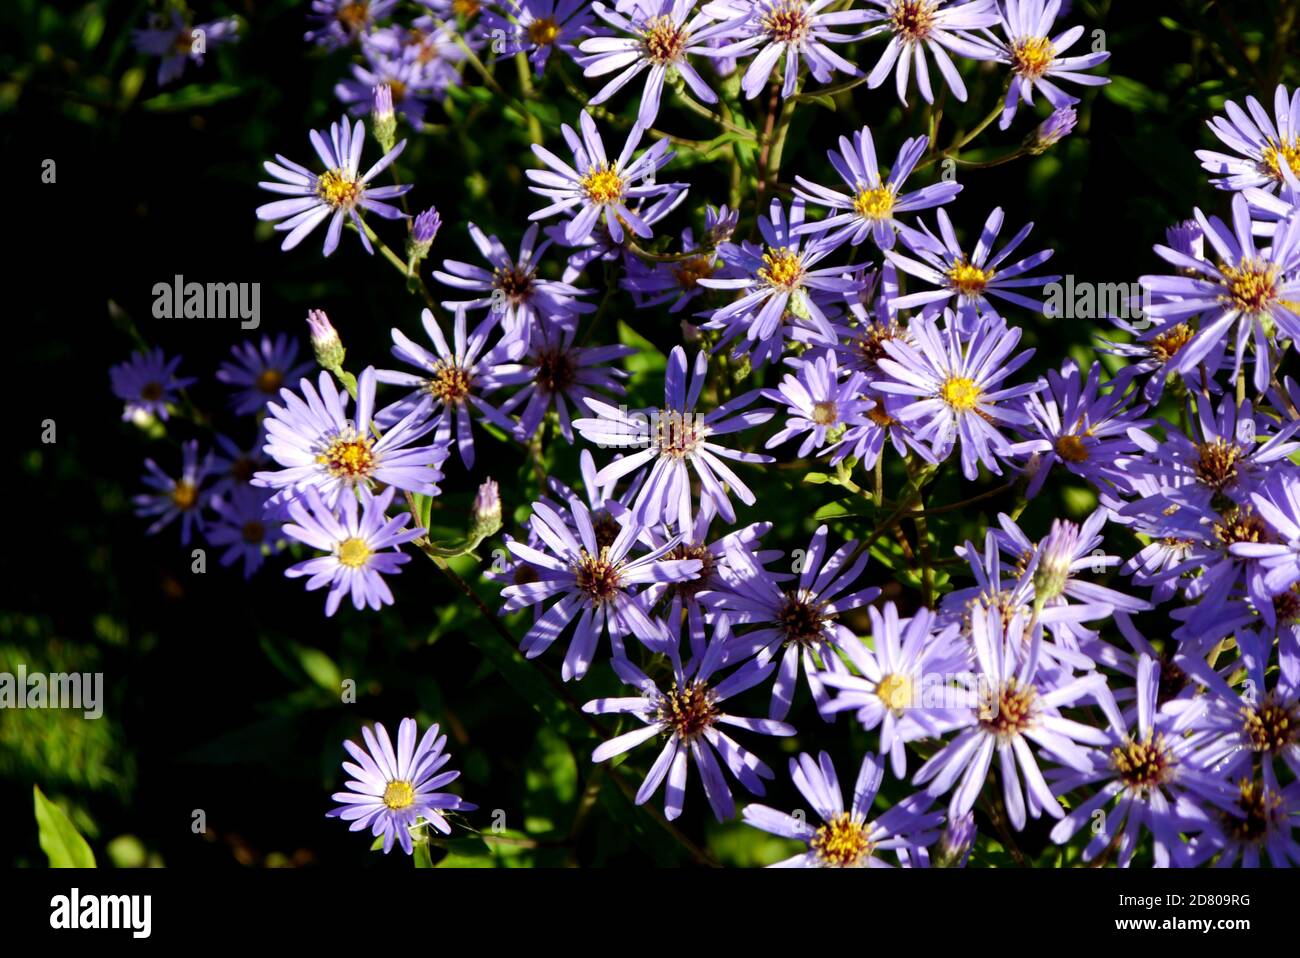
[141,83,245,112]
[34,786,96,868]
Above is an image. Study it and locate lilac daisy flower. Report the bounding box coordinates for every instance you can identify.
[712,525,882,721]
[793,127,962,250]
[256,116,411,257]
[500,497,703,680]
[875,311,1040,479]
[580,0,739,126]
[526,111,674,245]
[820,602,969,777]
[110,348,196,423]
[913,607,1112,830]
[373,309,525,470]
[210,433,272,500]
[216,334,314,416]
[284,485,423,616]
[583,615,796,821]
[482,0,593,73]
[207,484,284,578]
[327,718,476,855]
[493,319,635,442]
[254,368,448,509]
[1048,656,1236,867]
[978,0,1111,131]
[133,11,239,85]
[573,347,775,531]
[432,222,594,353]
[697,199,860,367]
[861,0,1000,103]
[1197,84,1300,193]
[743,751,944,867]
[1230,472,1300,601]
[701,0,873,100]
[306,0,398,50]
[762,350,873,460]
[1139,193,1300,394]
[335,41,443,128]
[1190,777,1300,867]
[134,440,215,546]
[884,207,1057,321]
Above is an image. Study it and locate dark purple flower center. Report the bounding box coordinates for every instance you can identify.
[1111,733,1175,791]
[656,680,718,740]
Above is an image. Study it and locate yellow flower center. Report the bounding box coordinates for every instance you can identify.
[528,16,560,46]
[979,680,1036,738]
[1010,36,1055,80]
[758,246,805,290]
[1110,733,1175,791]
[382,779,415,810]
[811,812,873,867]
[853,185,895,221]
[1220,259,1279,315]
[316,169,362,209]
[890,0,935,41]
[337,536,372,569]
[940,375,981,412]
[573,547,624,604]
[256,368,284,394]
[761,0,812,43]
[317,434,376,479]
[656,680,719,741]
[877,672,914,715]
[171,480,199,511]
[581,163,625,205]
[1241,695,1300,753]
[427,361,473,405]
[643,15,688,63]
[946,259,995,297]
[336,2,370,32]
[452,0,480,18]
[1054,434,1089,463]
[1261,137,1300,182]
[1150,324,1194,363]
[672,254,715,289]
[811,400,838,425]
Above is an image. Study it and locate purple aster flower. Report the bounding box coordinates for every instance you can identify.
[133,11,239,85]
[1015,360,1148,498]
[500,497,702,680]
[254,368,448,509]
[885,207,1057,321]
[1189,776,1300,867]
[284,485,423,615]
[743,751,944,866]
[977,0,1110,131]
[1230,471,1300,600]
[580,1,739,126]
[207,483,284,578]
[573,346,775,531]
[432,222,594,354]
[1139,193,1300,394]
[1048,655,1236,867]
[583,615,796,821]
[110,348,196,423]
[701,0,873,100]
[1197,84,1300,193]
[697,199,859,367]
[527,111,675,245]
[335,40,444,128]
[210,433,272,500]
[134,440,215,546]
[327,718,476,855]
[913,607,1113,830]
[622,229,735,314]
[711,525,882,721]
[874,311,1040,480]
[493,319,635,442]
[762,350,873,460]
[546,183,691,282]
[216,334,314,416]
[306,0,398,50]
[793,127,962,251]
[482,0,593,73]
[861,0,1000,103]
[256,116,411,257]
[834,389,936,469]
[373,308,525,470]
[1032,104,1077,150]
[821,602,969,777]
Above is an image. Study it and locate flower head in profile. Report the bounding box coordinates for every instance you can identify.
[217,334,314,416]
[743,751,943,867]
[527,111,675,245]
[327,718,476,855]
[374,308,525,470]
[861,0,999,103]
[256,116,411,256]
[875,311,1040,479]
[583,616,796,820]
[111,348,196,423]
[979,0,1111,130]
[254,368,448,509]
[793,126,962,250]
[284,485,424,616]
[134,440,215,546]
[133,11,239,85]
[573,347,775,531]
[500,497,703,680]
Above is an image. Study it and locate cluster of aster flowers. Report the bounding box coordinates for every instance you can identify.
[113,0,1300,867]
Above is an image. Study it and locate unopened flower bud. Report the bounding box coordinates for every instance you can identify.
[407,206,442,262]
[936,811,975,868]
[470,478,502,540]
[372,84,397,154]
[307,309,345,370]
[1028,106,1077,154]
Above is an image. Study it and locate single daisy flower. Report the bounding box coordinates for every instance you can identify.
[134,439,215,546]
[306,0,398,50]
[861,0,999,104]
[762,349,874,460]
[207,483,284,578]
[133,11,239,85]
[1197,84,1300,193]
[482,0,593,74]
[110,347,196,423]
[216,334,314,416]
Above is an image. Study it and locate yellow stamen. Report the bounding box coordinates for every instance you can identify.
[337,537,372,569]
[940,375,981,412]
